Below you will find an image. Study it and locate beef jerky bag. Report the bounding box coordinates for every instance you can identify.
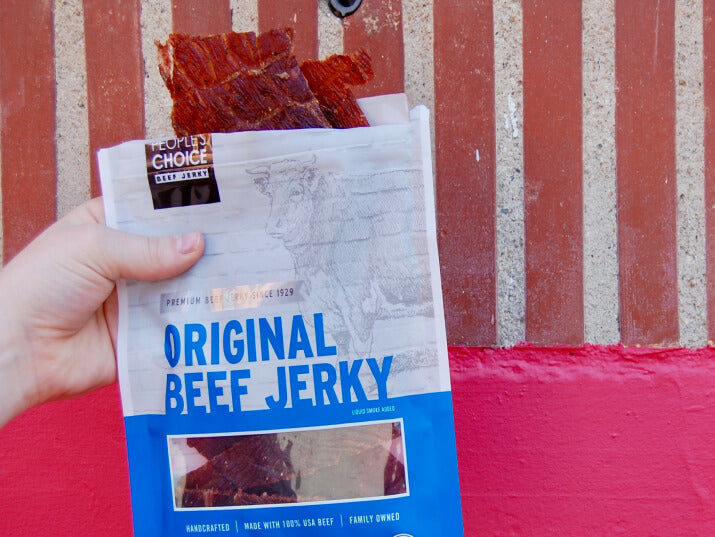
[99,95,464,537]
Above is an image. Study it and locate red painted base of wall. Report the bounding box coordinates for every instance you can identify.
[452,345,715,536]
[1,345,713,536]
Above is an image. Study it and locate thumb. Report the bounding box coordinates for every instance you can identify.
[96,227,205,282]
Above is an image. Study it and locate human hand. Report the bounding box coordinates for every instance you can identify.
[0,197,204,426]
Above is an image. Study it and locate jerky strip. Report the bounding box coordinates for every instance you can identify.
[384,421,407,495]
[187,435,242,460]
[182,487,297,508]
[300,50,374,129]
[185,434,293,492]
[157,29,331,136]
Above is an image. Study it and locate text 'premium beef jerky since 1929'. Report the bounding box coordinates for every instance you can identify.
[100,26,464,537]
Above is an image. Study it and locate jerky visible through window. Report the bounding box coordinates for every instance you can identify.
[170,422,407,508]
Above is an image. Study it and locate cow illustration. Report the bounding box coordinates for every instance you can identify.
[249,156,433,358]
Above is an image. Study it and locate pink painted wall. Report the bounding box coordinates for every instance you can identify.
[1,345,712,535]
[453,345,715,536]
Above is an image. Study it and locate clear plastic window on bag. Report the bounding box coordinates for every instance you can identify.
[168,420,407,509]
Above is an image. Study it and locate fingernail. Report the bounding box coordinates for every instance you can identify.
[177,232,201,255]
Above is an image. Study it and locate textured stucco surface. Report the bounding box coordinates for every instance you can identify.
[583,0,619,344]
[141,1,172,139]
[676,0,706,347]
[494,0,526,346]
[55,0,90,218]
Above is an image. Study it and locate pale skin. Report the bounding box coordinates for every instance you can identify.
[0,197,204,427]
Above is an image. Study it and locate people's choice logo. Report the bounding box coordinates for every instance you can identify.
[145,134,220,209]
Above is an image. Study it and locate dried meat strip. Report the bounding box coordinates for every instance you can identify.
[185,434,293,490]
[300,50,374,129]
[210,434,294,489]
[182,433,295,508]
[183,460,234,492]
[182,487,297,508]
[384,452,406,495]
[384,423,406,495]
[179,423,405,507]
[157,29,331,136]
[187,436,242,460]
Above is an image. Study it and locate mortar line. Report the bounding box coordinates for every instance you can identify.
[675,0,706,346]
[494,0,525,346]
[141,0,173,139]
[55,0,90,217]
[403,0,434,112]
[318,0,343,59]
[231,0,258,33]
[583,0,619,344]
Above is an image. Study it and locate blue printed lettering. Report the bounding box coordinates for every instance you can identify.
[165,374,184,414]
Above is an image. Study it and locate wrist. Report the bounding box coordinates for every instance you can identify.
[0,278,38,427]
